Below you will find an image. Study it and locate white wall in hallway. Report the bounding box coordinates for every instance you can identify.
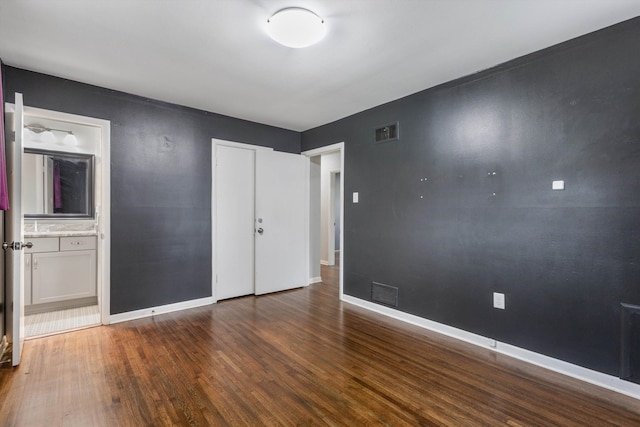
[309,157,321,280]
[320,152,340,265]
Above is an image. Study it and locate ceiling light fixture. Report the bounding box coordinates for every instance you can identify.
[267,8,326,48]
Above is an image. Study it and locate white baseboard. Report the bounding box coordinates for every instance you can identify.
[309,276,322,285]
[320,260,329,266]
[342,294,640,400]
[109,296,215,324]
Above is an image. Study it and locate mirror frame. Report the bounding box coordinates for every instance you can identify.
[23,148,95,219]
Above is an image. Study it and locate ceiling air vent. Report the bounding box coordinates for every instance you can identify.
[374,122,399,143]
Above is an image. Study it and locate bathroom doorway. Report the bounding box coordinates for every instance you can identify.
[6,98,111,345]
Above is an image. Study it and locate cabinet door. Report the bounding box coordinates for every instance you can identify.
[32,250,96,304]
[24,254,32,306]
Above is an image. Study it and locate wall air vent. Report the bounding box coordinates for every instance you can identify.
[371,281,399,307]
[374,122,399,143]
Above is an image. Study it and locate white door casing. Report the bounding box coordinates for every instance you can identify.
[301,142,345,297]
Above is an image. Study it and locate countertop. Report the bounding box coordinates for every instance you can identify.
[24,231,99,238]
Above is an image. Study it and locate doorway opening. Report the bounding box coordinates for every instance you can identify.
[4,98,110,350]
[303,143,344,296]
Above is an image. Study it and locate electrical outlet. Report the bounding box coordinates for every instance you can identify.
[493,292,505,309]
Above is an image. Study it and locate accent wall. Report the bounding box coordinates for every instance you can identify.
[2,66,300,314]
[302,18,640,378]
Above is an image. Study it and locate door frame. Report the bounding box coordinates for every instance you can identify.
[211,139,273,302]
[7,103,111,326]
[302,142,345,298]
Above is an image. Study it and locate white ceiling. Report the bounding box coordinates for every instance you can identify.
[1,1,639,132]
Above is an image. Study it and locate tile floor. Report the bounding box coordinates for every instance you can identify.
[25,305,100,338]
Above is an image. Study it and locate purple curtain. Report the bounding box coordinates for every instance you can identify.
[0,65,10,210]
[53,161,62,209]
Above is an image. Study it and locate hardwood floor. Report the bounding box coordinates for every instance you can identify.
[1,265,640,426]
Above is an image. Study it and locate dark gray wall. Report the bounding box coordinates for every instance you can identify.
[3,66,300,314]
[302,18,640,377]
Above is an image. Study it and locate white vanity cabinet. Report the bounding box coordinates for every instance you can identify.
[25,236,97,307]
[24,255,32,305]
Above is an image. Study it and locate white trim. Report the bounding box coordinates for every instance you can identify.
[303,157,311,289]
[320,260,329,266]
[342,294,640,400]
[100,121,111,325]
[109,296,215,324]
[302,142,345,297]
[302,142,342,157]
[339,147,344,297]
[211,142,216,302]
[308,276,322,285]
[21,106,104,127]
[212,139,274,151]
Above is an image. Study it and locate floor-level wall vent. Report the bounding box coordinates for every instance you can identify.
[371,282,398,307]
[620,303,640,383]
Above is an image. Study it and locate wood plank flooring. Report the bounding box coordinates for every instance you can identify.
[1,265,640,426]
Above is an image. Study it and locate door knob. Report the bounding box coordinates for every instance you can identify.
[257,228,264,235]
[2,241,32,250]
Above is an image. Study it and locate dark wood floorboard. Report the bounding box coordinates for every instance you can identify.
[1,264,640,426]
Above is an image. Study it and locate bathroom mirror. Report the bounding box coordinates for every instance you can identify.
[22,148,94,218]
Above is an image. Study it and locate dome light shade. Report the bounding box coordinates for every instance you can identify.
[267,8,326,48]
[63,133,78,146]
[40,130,56,144]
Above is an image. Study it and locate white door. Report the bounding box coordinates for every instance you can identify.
[254,150,308,295]
[5,93,25,366]
[213,142,309,299]
[215,145,255,300]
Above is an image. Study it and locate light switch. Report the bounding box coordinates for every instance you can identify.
[493,292,505,310]
[353,192,359,203]
[552,180,565,190]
